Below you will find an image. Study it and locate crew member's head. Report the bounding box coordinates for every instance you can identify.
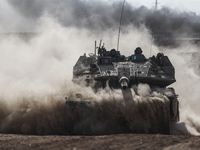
[156,53,164,59]
[134,47,142,54]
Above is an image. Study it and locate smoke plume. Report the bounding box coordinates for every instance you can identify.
[5,0,200,47]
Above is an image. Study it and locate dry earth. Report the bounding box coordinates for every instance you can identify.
[0,134,200,150]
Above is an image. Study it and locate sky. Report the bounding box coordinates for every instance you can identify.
[1,0,200,14]
[105,0,200,14]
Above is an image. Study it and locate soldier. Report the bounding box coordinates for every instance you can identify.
[129,47,146,62]
[156,53,164,59]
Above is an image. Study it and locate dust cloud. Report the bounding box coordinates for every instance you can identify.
[0,0,200,135]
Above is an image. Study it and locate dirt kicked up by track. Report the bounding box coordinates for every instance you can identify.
[0,134,200,150]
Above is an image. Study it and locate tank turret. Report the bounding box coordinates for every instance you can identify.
[72,46,176,89]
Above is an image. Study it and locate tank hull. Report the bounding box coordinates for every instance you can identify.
[66,87,179,135]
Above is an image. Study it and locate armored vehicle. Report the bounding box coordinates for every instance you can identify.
[67,42,179,135]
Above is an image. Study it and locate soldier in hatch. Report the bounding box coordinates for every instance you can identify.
[156,53,164,59]
[129,47,146,62]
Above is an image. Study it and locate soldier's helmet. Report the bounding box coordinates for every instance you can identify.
[156,53,164,59]
[134,47,142,54]
[110,49,117,57]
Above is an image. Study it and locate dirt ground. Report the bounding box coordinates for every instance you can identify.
[0,134,200,150]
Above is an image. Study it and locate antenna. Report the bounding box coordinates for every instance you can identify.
[155,0,158,10]
[98,39,102,56]
[117,0,126,51]
[95,41,97,55]
[150,0,159,57]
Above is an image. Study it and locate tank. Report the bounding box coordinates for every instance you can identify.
[67,42,180,135]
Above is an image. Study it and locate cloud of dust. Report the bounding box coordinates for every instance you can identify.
[0,16,163,135]
[165,46,200,135]
[0,0,200,135]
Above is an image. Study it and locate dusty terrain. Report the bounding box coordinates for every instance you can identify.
[0,134,199,150]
